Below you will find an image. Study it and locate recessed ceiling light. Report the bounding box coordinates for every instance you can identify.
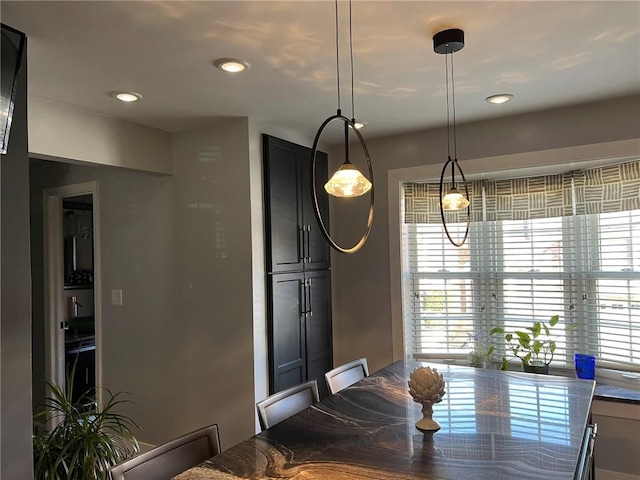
[110,91,142,102]
[486,94,513,104]
[214,58,250,73]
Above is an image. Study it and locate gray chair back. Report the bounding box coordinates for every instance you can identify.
[110,423,221,480]
[325,358,369,395]
[256,379,319,430]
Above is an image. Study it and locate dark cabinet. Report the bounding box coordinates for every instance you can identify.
[263,134,333,399]
[268,270,332,398]
[65,343,96,408]
[263,135,330,273]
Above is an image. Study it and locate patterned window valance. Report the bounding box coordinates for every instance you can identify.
[404,159,639,223]
[403,181,483,224]
[574,160,640,215]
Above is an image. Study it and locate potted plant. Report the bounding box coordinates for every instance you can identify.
[33,367,140,480]
[494,314,572,374]
[461,328,501,368]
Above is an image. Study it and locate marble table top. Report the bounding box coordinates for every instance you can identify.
[176,360,595,480]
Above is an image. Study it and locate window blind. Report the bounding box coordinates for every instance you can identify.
[582,210,640,368]
[404,160,640,371]
[407,222,482,359]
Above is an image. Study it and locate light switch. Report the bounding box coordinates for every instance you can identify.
[111,289,123,306]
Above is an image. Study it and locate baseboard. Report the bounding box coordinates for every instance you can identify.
[596,469,640,480]
[138,441,156,454]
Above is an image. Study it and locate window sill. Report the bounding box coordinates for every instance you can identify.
[547,366,640,404]
[593,384,640,405]
[419,357,640,404]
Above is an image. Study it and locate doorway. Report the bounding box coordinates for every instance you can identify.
[43,182,102,411]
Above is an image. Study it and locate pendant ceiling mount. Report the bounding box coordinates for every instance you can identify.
[433,28,465,54]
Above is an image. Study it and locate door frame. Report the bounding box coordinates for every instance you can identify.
[43,181,103,411]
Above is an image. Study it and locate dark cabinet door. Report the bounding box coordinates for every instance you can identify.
[66,345,95,408]
[264,136,305,273]
[302,149,331,271]
[263,135,330,273]
[304,270,333,399]
[268,270,333,398]
[268,272,306,393]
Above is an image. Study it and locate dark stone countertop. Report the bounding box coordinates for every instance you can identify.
[178,361,595,480]
[594,383,640,404]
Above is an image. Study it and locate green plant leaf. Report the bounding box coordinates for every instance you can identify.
[549,314,560,327]
[33,368,139,480]
[531,322,541,338]
[532,340,542,355]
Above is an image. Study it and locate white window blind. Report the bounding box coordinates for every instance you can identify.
[404,161,640,371]
[583,210,640,367]
[408,223,478,357]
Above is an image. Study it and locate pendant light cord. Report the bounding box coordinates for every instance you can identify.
[334,0,357,120]
[445,48,459,185]
[334,0,341,112]
[451,52,457,161]
[349,0,356,122]
[445,49,451,160]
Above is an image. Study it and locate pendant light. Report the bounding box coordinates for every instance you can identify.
[311,0,374,254]
[434,28,470,247]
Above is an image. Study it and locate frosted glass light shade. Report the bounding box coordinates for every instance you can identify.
[441,187,470,210]
[324,163,372,198]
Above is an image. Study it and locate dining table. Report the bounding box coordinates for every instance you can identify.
[175,360,596,480]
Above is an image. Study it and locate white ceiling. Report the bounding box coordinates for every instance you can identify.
[1,1,639,145]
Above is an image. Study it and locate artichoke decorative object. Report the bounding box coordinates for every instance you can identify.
[408,366,446,433]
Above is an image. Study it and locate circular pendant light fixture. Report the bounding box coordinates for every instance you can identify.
[434,28,471,248]
[311,0,374,254]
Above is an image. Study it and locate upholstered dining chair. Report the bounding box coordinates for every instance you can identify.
[110,423,221,480]
[325,357,369,395]
[256,379,320,430]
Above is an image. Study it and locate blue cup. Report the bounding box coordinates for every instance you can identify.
[574,353,596,380]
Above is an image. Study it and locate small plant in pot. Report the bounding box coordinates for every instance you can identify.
[494,315,572,374]
[33,366,140,480]
[461,328,502,368]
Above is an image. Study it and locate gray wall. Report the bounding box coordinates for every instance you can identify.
[1,47,33,478]
[29,96,173,174]
[329,94,640,373]
[29,118,257,450]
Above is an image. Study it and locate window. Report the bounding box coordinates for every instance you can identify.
[404,161,640,371]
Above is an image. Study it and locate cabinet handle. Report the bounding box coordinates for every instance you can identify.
[299,279,306,316]
[299,226,306,263]
[306,279,312,316]
[305,225,311,263]
[588,423,597,457]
